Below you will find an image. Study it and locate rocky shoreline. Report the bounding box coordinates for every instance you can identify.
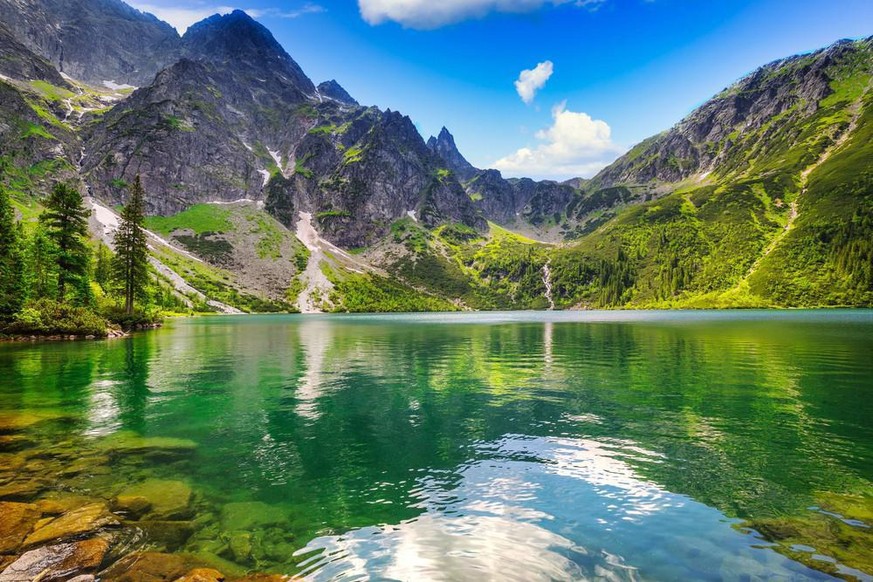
[0,414,300,581]
[0,323,162,344]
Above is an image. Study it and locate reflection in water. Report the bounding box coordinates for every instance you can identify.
[298,435,830,581]
[1,311,871,579]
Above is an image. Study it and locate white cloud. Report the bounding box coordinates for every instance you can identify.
[515,60,553,104]
[128,2,324,34]
[494,101,621,180]
[358,0,603,29]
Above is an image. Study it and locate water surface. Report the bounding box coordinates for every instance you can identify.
[1,311,872,580]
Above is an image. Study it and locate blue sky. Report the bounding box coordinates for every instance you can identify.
[128,0,873,180]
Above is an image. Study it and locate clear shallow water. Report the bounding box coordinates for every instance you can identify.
[1,310,872,580]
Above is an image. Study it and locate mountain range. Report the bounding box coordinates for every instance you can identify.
[1,0,870,312]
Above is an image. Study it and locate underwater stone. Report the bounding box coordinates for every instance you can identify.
[173,568,226,582]
[118,480,193,521]
[0,502,41,554]
[23,504,119,548]
[112,496,153,520]
[219,502,287,531]
[0,538,109,582]
[135,520,196,551]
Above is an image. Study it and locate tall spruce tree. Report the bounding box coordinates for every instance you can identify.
[0,185,26,319]
[42,183,91,301]
[113,176,149,314]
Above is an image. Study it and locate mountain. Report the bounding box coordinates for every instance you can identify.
[544,36,873,307]
[0,0,869,314]
[426,127,579,232]
[427,127,477,180]
[81,10,484,247]
[0,0,180,86]
[317,80,358,106]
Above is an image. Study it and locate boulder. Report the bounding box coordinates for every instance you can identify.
[99,552,201,582]
[0,538,108,582]
[23,503,119,548]
[112,496,153,520]
[172,568,225,582]
[0,478,47,501]
[99,433,197,456]
[0,502,41,554]
[135,521,195,551]
[219,502,287,531]
[118,480,193,521]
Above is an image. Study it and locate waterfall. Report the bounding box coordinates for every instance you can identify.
[542,259,555,311]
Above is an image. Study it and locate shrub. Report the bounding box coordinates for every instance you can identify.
[2,299,108,336]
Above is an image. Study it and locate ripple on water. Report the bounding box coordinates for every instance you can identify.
[296,434,835,581]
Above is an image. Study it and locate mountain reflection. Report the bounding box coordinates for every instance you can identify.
[2,312,869,578]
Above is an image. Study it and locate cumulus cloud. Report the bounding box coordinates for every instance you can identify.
[358,0,603,29]
[515,61,553,104]
[128,2,324,34]
[494,102,621,180]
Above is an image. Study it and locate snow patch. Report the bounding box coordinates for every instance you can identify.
[207,199,256,206]
[242,142,254,152]
[406,210,418,223]
[268,149,282,168]
[102,80,136,91]
[258,170,271,187]
[0,74,9,82]
[90,199,120,244]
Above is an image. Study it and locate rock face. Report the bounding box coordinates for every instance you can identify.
[79,10,485,244]
[593,38,869,188]
[426,127,477,181]
[0,0,180,86]
[426,128,579,228]
[317,80,358,106]
[266,107,487,247]
[0,24,70,87]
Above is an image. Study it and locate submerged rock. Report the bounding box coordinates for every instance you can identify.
[0,412,63,434]
[118,480,193,521]
[101,552,208,582]
[99,433,198,456]
[0,538,109,582]
[134,521,195,551]
[172,568,225,582]
[219,502,287,531]
[112,496,153,521]
[0,502,41,554]
[23,503,119,548]
[0,479,48,502]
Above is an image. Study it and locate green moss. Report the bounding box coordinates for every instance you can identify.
[144,205,233,237]
[343,146,365,165]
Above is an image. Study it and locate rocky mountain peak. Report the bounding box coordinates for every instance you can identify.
[317,80,358,106]
[427,127,477,180]
[0,0,180,85]
[182,9,315,97]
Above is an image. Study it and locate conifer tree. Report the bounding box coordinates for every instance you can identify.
[113,176,149,314]
[0,185,25,319]
[42,183,91,301]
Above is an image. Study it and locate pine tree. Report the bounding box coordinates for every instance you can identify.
[42,183,91,301]
[27,223,57,300]
[113,175,150,315]
[94,242,112,291]
[0,185,26,319]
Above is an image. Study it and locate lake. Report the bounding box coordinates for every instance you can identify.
[1,311,872,580]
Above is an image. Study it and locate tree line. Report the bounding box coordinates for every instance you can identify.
[0,170,169,337]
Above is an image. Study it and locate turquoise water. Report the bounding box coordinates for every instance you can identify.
[1,311,872,580]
